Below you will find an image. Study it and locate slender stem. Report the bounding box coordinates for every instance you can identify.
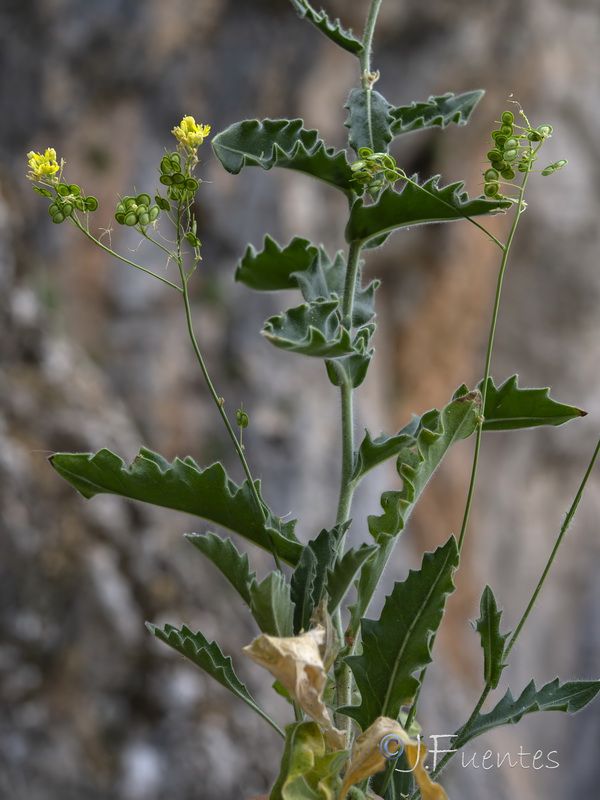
[72,218,183,293]
[457,165,533,552]
[336,381,355,526]
[360,0,384,84]
[504,437,600,659]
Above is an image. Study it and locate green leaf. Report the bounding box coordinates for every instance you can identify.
[345,88,393,155]
[325,346,374,390]
[270,721,347,800]
[353,414,423,481]
[184,533,256,606]
[49,447,303,566]
[212,119,354,195]
[236,237,378,327]
[389,90,485,136]
[291,527,342,635]
[340,536,459,731]
[250,571,294,637]
[474,585,510,689]
[367,395,481,538]
[236,236,318,291]
[326,543,378,615]
[346,179,511,246]
[263,299,355,358]
[458,678,600,746]
[288,0,363,55]
[147,622,283,736]
[453,375,587,431]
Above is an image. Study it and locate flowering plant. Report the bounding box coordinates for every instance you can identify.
[28,1,599,798]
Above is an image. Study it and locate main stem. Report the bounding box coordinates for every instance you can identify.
[360,0,384,83]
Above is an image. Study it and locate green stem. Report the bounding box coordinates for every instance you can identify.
[457,164,533,552]
[174,204,283,573]
[360,0,384,84]
[72,219,183,293]
[504,436,600,659]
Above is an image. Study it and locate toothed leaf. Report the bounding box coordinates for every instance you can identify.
[147,623,283,736]
[474,585,510,689]
[288,0,363,55]
[340,537,459,731]
[345,88,393,154]
[390,90,485,136]
[262,299,355,358]
[50,448,303,566]
[212,119,354,194]
[250,571,294,637]
[185,533,256,606]
[346,179,511,245]
[453,375,587,430]
[326,543,378,616]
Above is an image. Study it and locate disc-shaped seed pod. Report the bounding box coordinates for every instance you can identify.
[484,168,499,181]
[185,178,199,191]
[124,212,138,226]
[501,110,514,124]
[503,149,518,162]
[85,196,99,211]
[484,183,499,197]
[56,183,71,197]
[501,168,516,180]
[149,205,160,221]
[500,124,514,136]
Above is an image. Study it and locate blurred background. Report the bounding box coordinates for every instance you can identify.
[1,0,599,798]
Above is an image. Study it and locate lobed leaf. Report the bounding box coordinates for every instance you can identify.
[474,585,510,689]
[454,375,587,430]
[236,236,378,327]
[288,0,363,55]
[367,396,481,538]
[262,299,355,358]
[340,537,459,731]
[147,622,283,736]
[458,678,600,746]
[185,533,256,606]
[389,90,485,136]
[291,526,343,635]
[49,447,303,566]
[212,119,354,194]
[346,179,511,246]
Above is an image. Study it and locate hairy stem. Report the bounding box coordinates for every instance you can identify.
[360,0,384,84]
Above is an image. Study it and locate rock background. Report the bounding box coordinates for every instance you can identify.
[1,1,599,799]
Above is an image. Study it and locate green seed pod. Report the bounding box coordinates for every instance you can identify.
[124,197,137,209]
[149,205,160,221]
[384,170,398,181]
[137,212,149,226]
[501,111,514,124]
[60,201,73,216]
[169,152,181,165]
[74,198,85,211]
[160,156,172,174]
[500,124,514,136]
[115,212,126,224]
[68,184,81,196]
[491,130,502,140]
[172,172,185,185]
[382,155,396,170]
[124,212,138,226]
[185,232,201,247]
[56,183,71,197]
[167,187,181,200]
[517,161,529,172]
[33,186,54,198]
[84,196,99,211]
[358,147,373,158]
[350,160,366,172]
[501,168,516,180]
[487,149,503,162]
[159,175,174,186]
[236,409,249,428]
[484,183,500,197]
[185,178,199,191]
[537,124,553,137]
[48,203,59,216]
[136,193,151,206]
[51,211,65,224]
[484,168,499,181]
[503,148,518,162]
[494,134,507,148]
[504,137,518,150]
[115,201,126,215]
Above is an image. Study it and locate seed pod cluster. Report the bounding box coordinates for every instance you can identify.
[115,194,161,228]
[350,147,399,195]
[46,183,98,223]
[159,152,200,201]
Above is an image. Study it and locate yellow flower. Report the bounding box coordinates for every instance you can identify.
[171,116,211,150]
[27,148,60,181]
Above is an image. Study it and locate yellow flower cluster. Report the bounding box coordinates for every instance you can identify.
[171,116,211,151]
[27,148,60,181]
